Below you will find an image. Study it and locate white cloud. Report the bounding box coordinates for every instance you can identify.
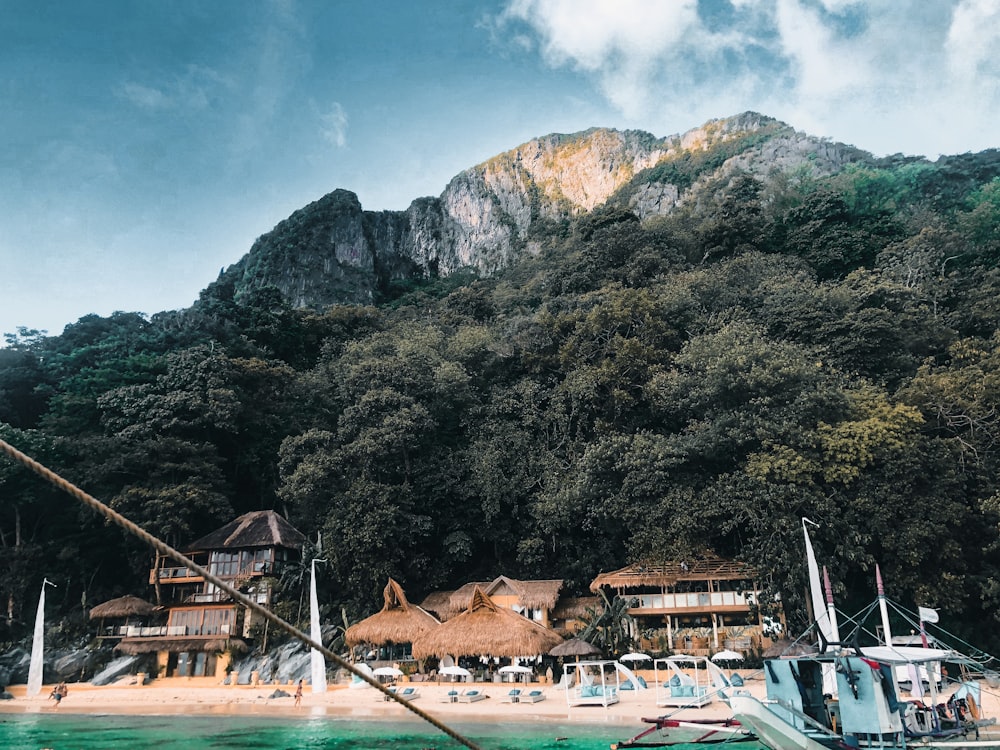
[117,65,229,112]
[946,0,1000,80]
[320,102,348,148]
[498,0,1000,157]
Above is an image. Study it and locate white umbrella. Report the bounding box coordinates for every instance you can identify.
[372,666,404,677]
[438,665,472,681]
[619,652,652,663]
[711,650,745,663]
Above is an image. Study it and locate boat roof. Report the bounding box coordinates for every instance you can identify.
[786,645,964,665]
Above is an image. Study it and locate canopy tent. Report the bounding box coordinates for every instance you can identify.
[89,595,156,620]
[411,586,563,660]
[345,578,440,648]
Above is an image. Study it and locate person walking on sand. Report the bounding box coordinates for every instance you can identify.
[294,679,303,707]
[50,682,67,708]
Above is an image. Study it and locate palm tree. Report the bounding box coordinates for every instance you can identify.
[578,590,635,656]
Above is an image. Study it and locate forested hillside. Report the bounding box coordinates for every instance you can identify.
[4,125,1000,653]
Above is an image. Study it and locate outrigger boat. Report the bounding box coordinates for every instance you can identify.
[612,716,754,748]
[615,519,1000,749]
[728,521,1000,749]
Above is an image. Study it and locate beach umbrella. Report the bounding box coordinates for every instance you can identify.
[549,637,601,663]
[89,595,156,620]
[372,666,404,677]
[619,652,652,663]
[711,649,744,664]
[438,665,472,682]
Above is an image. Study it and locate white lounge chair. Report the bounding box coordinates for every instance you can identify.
[521,689,546,703]
[458,689,487,703]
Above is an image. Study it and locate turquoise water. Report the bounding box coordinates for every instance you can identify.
[0,714,762,750]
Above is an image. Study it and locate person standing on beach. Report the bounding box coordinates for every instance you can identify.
[294,679,303,707]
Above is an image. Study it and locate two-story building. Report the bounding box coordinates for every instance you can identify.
[590,553,782,656]
[116,510,306,679]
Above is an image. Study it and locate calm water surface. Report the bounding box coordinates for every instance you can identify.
[0,714,766,750]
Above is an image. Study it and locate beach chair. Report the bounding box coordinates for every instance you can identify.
[458,689,487,703]
[441,688,461,703]
[522,689,545,703]
[395,686,420,700]
[505,688,522,703]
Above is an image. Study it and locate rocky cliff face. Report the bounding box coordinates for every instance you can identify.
[220,112,874,310]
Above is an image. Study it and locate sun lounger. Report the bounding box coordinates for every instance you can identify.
[441,689,461,703]
[521,689,545,703]
[504,688,522,703]
[458,689,487,703]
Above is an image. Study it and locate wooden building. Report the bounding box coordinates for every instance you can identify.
[116,510,306,679]
[421,576,564,628]
[590,554,782,656]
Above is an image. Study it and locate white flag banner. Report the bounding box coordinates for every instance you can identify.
[918,606,939,624]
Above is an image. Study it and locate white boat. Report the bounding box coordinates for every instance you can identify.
[729,640,1000,749]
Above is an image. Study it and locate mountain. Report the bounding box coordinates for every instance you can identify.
[211,112,874,311]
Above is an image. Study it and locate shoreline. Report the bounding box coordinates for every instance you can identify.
[0,679,753,727]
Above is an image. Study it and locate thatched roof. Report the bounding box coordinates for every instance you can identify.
[411,586,564,660]
[89,595,156,620]
[446,576,563,617]
[590,554,756,592]
[344,578,440,646]
[114,637,248,655]
[549,636,601,658]
[418,591,454,620]
[186,510,306,552]
[551,596,599,621]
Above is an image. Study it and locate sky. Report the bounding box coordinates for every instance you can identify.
[2,0,998,340]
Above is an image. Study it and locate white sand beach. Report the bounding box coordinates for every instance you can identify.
[0,675,760,728]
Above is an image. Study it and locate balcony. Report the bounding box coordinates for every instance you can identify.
[628,591,754,614]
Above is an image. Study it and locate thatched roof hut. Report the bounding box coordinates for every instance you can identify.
[418,591,454,620]
[446,576,563,618]
[411,586,563,660]
[186,510,306,552]
[89,595,156,620]
[551,596,599,622]
[115,637,247,655]
[344,578,440,647]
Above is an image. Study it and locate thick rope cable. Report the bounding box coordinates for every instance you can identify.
[0,437,481,750]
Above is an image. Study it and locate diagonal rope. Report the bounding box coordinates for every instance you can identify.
[0,437,481,750]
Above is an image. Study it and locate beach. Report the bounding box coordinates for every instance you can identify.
[0,675,758,726]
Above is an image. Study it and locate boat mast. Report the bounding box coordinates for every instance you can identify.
[876,564,893,647]
[823,566,841,644]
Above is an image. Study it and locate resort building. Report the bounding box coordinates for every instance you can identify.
[420,576,566,628]
[589,554,783,656]
[115,510,306,678]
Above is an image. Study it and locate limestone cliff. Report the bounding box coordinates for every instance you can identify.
[220,112,873,310]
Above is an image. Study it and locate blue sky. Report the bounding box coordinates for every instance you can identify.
[2,0,998,339]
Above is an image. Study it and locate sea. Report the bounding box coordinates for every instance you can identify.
[0,713,766,749]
